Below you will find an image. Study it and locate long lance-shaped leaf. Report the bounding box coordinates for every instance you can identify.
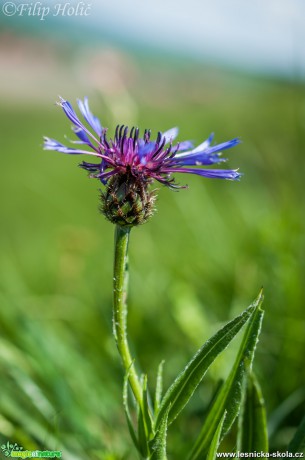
[237,372,268,453]
[150,406,170,460]
[138,375,154,458]
[155,297,259,430]
[189,291,264,460]
[207,411,227,460]
[288,415,305,454]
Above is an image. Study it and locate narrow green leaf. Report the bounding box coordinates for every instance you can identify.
[288,415,305,454]
[189,291,264,460]
[237,372,268,453]
[137,375,154,457]
[123,369,140,452]
[154,361,165,416]
[138,405,150,457]
[156,295,259,430]
[207,411,227,460]
[142,374,154,437]
[150,406,170,460]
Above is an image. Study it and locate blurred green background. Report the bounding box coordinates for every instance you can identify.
[1,2,305,458]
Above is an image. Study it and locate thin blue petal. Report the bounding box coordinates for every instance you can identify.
[204,138,240,155]
[163,167,241,180]
[190,133,214,154]
[77,97,103,136]
[44,137,89,155]
[175,137,240,162]
[176,140,194,152]
[57,97,100,144]
[174,153,227,166]
[162,127,179,144]
[58,98,83,128]
[73,127,92,145]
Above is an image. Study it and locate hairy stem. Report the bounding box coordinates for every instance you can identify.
[113,225,143,405]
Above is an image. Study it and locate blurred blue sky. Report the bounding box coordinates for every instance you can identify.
[1,0,305,79]
[74,0,305,78]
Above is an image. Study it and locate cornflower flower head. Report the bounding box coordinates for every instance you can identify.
[44,97,241,226]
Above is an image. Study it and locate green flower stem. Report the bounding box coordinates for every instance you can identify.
[113,225,143,406]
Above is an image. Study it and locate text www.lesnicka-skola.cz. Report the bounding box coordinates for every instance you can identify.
[216,452,304,458]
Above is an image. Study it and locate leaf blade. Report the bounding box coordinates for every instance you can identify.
[189,291,264,460]
[156,296,260,429]
[137,375,153,458]
[207,411,227,460]
[150,406,170,460]
[237,371,268,453]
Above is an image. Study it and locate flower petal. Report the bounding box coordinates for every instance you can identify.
[43,137,88,154]
[204,138,241,155]
[72,127,92,145]
[176,140,194,152]
[57,97,100,144]
[77,97,103,137]
[173,153,227,166]
[43,137,104,158]
[162,167,241,180]
[189,133,214,154]
[162,127,179,144]
[175,137,240,160]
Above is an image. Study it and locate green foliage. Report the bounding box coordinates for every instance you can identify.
[150,407,170,460]
[156,300,258,429]
[189,292,264,460]
[207,412,227,460]
[237,372,268,453]
[137,375,153,457]
[119,293,264,459]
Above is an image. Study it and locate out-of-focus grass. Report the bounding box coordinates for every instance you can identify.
[1,61,305,458]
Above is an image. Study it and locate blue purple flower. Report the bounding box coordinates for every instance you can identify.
[44,97,241,189]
